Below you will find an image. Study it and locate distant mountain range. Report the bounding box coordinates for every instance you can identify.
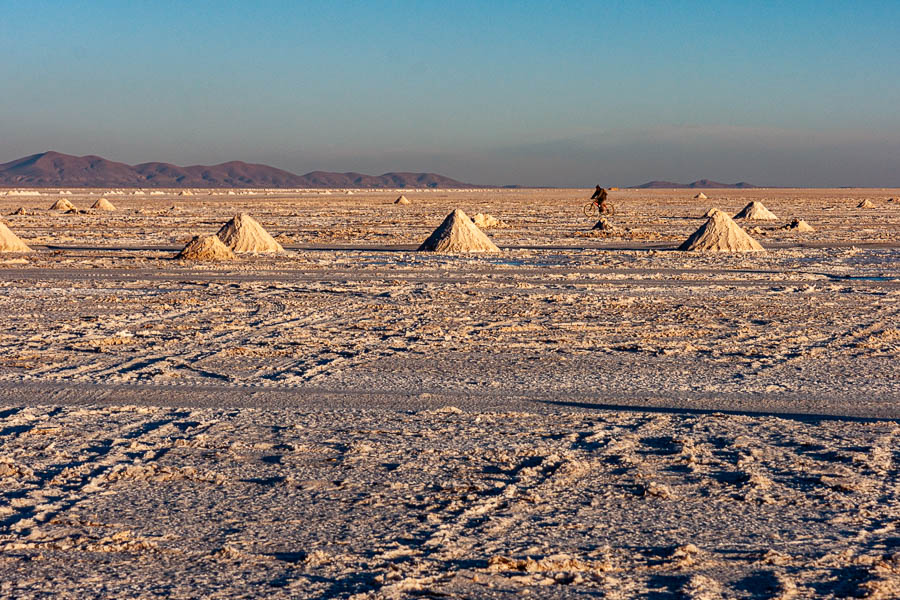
[0,151,484,189]
[631,179,759,189]
[0,152,765,190]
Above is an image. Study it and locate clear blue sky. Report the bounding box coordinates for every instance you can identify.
[1,0,898,186]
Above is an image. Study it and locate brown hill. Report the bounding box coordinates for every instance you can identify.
[1,151,138,186]
[632,179,759,189]
[0,151,485,189]
[298,170,474,189]
[136,160,309,187]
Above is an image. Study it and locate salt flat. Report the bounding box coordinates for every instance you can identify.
[0,188,898,598]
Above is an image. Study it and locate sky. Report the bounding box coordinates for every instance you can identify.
[1,0,899,187]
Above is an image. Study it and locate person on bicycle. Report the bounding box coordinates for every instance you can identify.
[591,185,611,214]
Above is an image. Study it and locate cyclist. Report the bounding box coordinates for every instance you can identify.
[590,185,611,214]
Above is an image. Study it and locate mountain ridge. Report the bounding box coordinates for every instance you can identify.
[0,151,486,189]
[631,179,759,189]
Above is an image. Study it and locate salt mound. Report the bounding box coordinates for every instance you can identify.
[49,198,76,211]
[703,208,722,218]
[92,198,117,211]
[473,213,505,228]
[678,211,764,252]
[9,207,27,216]
[418,209,499,252]
[216,213,284,253]
[395,195,411,205]
[734,201,777,220]
[858,199,874,208]
[782,218,814,232]
[694,193,708,200]
[178,190,193,196]
[592,217,618,232]
[176,235,235,261]
[0,220,32,252]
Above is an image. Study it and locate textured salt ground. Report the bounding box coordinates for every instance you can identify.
[0,245,897,416]
[2,405,900,599]
[0,189,898,597]
[2,188,898,249]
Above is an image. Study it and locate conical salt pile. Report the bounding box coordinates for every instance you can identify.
[10,207,27,216]
[0,220,32,252]
[175,235,236,261]
[50,198,76,211]
[858,199,874,208]
[418,209,499,252]
[92,198,117,211]
[473,213,505,228]
[703,207,722,218]
[395,195,411,205]
[694,193,708,200]
[678,211,764,252]
[734,201,777,220]
[216,213,284,253]
[782,218,814,232]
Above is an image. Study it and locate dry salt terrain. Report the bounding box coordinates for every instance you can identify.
[0,187,899,598]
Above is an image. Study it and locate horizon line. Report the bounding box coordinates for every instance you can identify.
[1,150,899,190]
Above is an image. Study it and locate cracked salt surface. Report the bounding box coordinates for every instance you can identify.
[0,187,898,597]
[2,405,900,598]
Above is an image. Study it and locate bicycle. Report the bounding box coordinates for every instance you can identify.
[582,200,615,217]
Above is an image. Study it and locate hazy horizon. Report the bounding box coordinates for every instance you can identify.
[2,1,898,187]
